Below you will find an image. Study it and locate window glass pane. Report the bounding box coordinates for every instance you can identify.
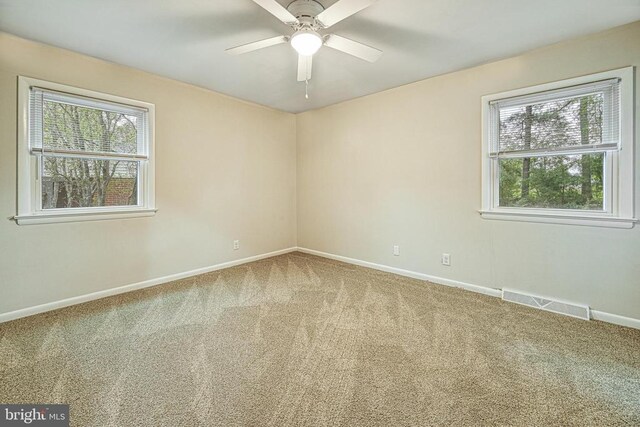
[498,153,604,210]
[42,157,138,209]
[43,99,139,155]
[499,93,604,152]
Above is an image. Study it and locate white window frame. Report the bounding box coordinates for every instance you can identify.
[480,67,636,229]
[15,76,156,225]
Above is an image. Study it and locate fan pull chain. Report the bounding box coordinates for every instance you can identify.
[305,79,309,99]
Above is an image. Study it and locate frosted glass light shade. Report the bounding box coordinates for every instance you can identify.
[291,30,322,56]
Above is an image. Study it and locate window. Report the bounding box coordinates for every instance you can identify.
[16,77,155,224]
[481,67,635,228]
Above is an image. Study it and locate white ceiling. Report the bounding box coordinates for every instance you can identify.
[1,0,639,112]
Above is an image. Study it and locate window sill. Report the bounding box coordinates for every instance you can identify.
[479,210,637,229]
[14,208,157,225]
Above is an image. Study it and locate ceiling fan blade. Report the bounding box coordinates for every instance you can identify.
[225,35,288,55]
[324,34,382,62]
[316,0,377,28]
[252,0,299,25]
[297,55,312,82]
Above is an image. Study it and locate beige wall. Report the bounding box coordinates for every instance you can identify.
[297,22,640,320]
[0,33,297,315]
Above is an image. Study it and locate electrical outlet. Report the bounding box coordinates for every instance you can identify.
[233,240,240,250]
[393,245,400,256]
[441,253,451,266]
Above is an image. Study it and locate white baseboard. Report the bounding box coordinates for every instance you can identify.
[296,247,640,330]
[3,246,639,331]
[296,247,502,298]
[590,310,640,330]
[0,247,297,324]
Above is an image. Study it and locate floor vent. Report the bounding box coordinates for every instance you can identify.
[502,288,590,321]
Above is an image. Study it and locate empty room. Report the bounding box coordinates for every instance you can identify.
[0,0,639,425]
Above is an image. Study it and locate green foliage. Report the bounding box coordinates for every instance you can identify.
[499,154,603,210]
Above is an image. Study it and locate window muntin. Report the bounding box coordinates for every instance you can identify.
[17,77,155,224]
[481,67,635,228]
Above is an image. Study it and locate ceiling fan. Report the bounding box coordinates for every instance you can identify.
[226,0,382,85]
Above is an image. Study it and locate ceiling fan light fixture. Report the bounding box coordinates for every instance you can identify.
[290,30,323,56]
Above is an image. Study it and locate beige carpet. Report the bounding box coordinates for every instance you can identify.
[0,252,639,426]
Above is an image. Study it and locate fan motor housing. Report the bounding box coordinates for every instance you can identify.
[287,0,325,20]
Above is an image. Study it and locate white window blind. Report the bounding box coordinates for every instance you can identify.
[488,78,620,158]
[29,87,149,161]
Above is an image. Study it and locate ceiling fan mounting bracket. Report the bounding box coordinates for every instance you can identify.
[287,0,325,27]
